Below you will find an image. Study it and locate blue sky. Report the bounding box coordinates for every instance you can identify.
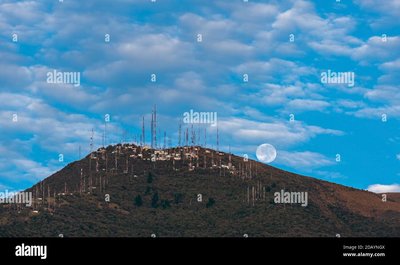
[0,0,399,193]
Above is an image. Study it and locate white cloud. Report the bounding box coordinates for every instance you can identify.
[272,1,325,33]
[271,0,359,58]
[355,0,400,17]
[0,64,32,89]
[230,2,279,24]
[380,58,400,71]
[336,99,366,109]
[0,93,120,157]
[207,40,253,58]
[242,82,329,113]
[314,170,346,179]
[378,59,400,84]
[275,150,335,169]
[179,13,236,41]
[351,105,400,119]
[12,159,54,181]
[365,85,400,104]
[352,36,400,63]
[286,99,330,112]
[308,40,353,57]
[0,144,56,183]
[218,117,343,148]
[117,34,194,68]
[0,1,43,24]
[367,184,400,193]
[234,59,315,84]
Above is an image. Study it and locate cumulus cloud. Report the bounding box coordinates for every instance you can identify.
[234,59,315,84]
[351,105,400,119]
[354,0,400,17]
[352,36,400,63]
[365,85,400,104]
[377,59,400,84]
[367,184,400,193]
[286,99,330,112]
[0,144,56,184]
[218,117,343,148]
[336,99,366,109]
[275,151,335,169]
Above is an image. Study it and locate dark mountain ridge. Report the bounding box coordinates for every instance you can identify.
[1,143,399,237]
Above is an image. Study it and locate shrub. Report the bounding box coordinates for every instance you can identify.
[134,195,143,207]
[174,193,183,204]
[151,192,159,208]
[145,186,152,195]
[161,200,171,209]
[206,198,215,208]
[147,172,153,183]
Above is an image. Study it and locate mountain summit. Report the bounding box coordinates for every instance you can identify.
[1,144,399,237]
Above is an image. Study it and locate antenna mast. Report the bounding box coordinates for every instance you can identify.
[204,128,207,147]
[217,125,219,151]
[89,128,94,190]
[142,116,145,146]
[229,145,232,168]
[154,105,157,148]
[185,128,189,146]
[163,131,166,149]
[90,128,94,154]
[178,123,182,147]
[151,105,157,148]
[197,127,200,147]
[104,118,107,147]
[191,125,195,146]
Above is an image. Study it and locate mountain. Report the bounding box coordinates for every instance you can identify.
[1,144,400,237]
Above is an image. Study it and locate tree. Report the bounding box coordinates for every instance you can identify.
[151,192,159,208]
[161,200,171,209]
[206,198,215,208]
[147,172,153,183]
[174,193,183,204]
[134,195,143,207]
[145,186,152,195]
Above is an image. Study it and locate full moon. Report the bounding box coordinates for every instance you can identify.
[256,143,277,163]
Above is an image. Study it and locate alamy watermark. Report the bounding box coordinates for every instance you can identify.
[321,69,354,87]
[183,109,217,126]
[0,190,32,207]
[15,243,47,260]
[274,189,308,207]
[46,69,81,87]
